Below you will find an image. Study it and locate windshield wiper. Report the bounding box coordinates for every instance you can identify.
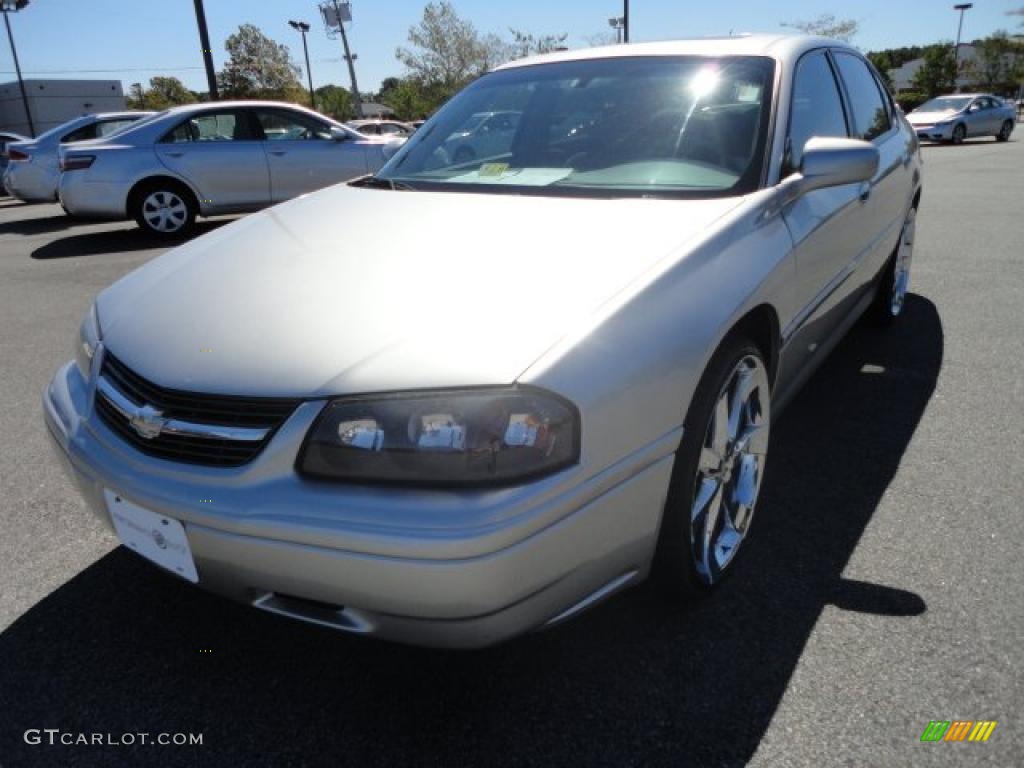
[351,175,418,191]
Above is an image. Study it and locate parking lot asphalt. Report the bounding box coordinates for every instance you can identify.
[1,135,1022,767]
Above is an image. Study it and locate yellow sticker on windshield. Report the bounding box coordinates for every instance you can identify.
[479,163,509,177]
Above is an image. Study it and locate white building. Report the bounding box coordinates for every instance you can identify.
[889,44,978,93]
[0,79,126,137]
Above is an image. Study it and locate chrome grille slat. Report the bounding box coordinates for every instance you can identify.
[95,352,301,467]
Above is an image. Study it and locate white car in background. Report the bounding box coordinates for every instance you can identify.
[2,112,152,203]
[58,101,403,236]
[348,119,414,138]
[905,93,1016,144]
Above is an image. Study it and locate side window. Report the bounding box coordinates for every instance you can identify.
[162,111,250,143]
[96,119,136,137]
[61,124,98,143]
[833,52,892,141]
[254,110,332,141]
[379,123,406,136]
[788,51,849,171]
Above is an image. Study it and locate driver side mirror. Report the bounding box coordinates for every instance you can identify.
[781,137,879,202]
[329,126,350,142]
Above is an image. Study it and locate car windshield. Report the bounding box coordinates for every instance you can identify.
[375,55,775,198]
[917,97,971,113]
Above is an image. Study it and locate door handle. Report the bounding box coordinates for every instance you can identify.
[164,151,184,158]
[858,182,872,202]
[269,150,287,156]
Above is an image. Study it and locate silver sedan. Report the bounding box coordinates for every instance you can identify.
[58,101,404,236]
[44,35,922,648]
[905,93,1016,144]
[2,112,151,202]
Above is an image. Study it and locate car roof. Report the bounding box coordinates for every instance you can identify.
[162,100,321,114]
[495,34,854,71]
[85,111,155,120]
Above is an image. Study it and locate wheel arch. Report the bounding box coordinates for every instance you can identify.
[125,174,200,219]
[722,303,782,389]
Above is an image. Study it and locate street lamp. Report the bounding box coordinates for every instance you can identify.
[2,0,35,136]
[623,0,630,44]
[319,1,362,120]
[289,20,316,110]
[953,3,973,93]
[608,16,624,44]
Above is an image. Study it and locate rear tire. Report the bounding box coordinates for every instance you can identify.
[652,335,771,599]
[130,180,197,237]
[996,120,1013,142]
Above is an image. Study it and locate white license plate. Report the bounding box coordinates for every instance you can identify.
[104,489,198,583]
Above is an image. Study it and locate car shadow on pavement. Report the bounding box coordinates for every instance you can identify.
[0,296,943,768]
[29,221,231,260]
[2,213,81,238]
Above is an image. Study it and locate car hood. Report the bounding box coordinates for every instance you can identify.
[98,185,742,397]
[906,110,959,124]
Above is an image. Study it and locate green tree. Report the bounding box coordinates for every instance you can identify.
[911,44,957,97]
[782,14,859,43]
[507,28,568,59]
[126,82,145,110]
[866,52,895,92]
[395,1,494,98]
[314,84,353,121]
[145,76,197,109]
[965,31,1024,92]
[126,77,198,110]
[218,24,303,100]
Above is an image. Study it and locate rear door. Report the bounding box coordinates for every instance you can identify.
[154,108,270,211]
[253,108,369,201]
[831,50,907,290]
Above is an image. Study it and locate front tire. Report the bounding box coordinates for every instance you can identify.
[996,120,1013,142]
[870,206,916,325]
[130,181,196,237]
[950,124,966,145]
[652,337,771,597]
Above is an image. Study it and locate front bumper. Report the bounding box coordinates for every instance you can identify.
[910,123,954,141]
[43,358,678,648]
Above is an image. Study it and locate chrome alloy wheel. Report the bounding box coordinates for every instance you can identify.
[142,190,188,233]
[890,207,916,317]
[690,354,770,584]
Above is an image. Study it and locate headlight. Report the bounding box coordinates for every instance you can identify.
[298,388,579,486]
[74,304,101,379]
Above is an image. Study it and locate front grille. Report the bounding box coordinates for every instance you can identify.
[96,352,301,467]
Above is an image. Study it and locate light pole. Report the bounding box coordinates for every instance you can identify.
[2,0,34,137]
[623,0,630,44]
[608,16,624,44]
[193,0,218,99]
[320,1,362,120]
[953,3,973,93]
[289,20,315,110]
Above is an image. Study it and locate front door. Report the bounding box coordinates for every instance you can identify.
[155,108,270,212]
[253,108,370,202]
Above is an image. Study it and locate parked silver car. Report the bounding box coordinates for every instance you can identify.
[58,101,404,236]
[44,35,922,648]
[906,93,1016,143]
[2,112,152,203]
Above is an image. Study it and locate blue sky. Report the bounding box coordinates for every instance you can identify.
[2,1,1021,94]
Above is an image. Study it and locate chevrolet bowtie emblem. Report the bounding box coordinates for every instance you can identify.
[128,404,167,440]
